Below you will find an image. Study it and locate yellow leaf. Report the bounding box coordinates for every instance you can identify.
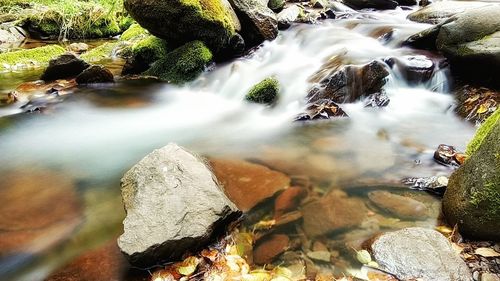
[177,256,200,276]
[475,247,500,257]
[356,250,372,264]
[477,104,488,114]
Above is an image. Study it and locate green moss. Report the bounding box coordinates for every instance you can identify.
[0,45,65,71]
[466,108,500,155]
[245,77,280,105]
[80,42,118,63]
[131,36,169,65]
[470,182,500,220]
[120,23,147,41]
[145,40,213,84]
[268,0,285,11]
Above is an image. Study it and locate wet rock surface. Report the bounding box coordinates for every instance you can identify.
[407,1,490,24]
[368,190,428,219]
[306,60,389,104]
[41,53,90,81]
[443,113,500,241]
[343,0,398,10]
[370,227,472,281]
[433,143,463,167]
[301,190,367,237]
[386,55,435,84]
[295,99,348,121]
[253,234,290,265]
[228,0,278,46]
[210,158,290,212]
[118,144,241,268]
[277,5,303,30]
[76,65,114,84]
[455,85,499,124]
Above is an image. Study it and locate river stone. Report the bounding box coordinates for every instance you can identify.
[209,158,290,212]
[253,234,290,265]
[407,1,490,24]
[443,114,500,240]
[368,190,428,220]
[228,0,278,46]
[117,144,241,268]
[306,60,389,104]
[76,65,114,84]
[277,5,303,30]
[301,190,367,237]
[124,0,240,52]
[371,227,472,281]
[41,53,90,81]
[385,55,434,84]
[342,0,398,10]
[436,6,500,86]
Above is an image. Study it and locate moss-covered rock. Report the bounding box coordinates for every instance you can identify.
[466,108,500,155]
[144,40,213,84]
[122,36,170,75]
[245,77,280,105]
[124,0,240,52]
[80,42,119,63]
[0,45,65,71]
[443,110,500,240]
[268,0,285,12]
[120,23,148,41]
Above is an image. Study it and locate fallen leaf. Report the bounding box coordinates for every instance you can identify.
[356,250,372,264]
[477,104,488,114]
[177,256,200,276]
[474,247,500,257]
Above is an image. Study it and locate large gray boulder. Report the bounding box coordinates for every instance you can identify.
[443,110,500,241]
[371,227,472,281]
[124,0,240,52]
[435,6,500,86]
[228,0,278,47]
[407,1,491,24]
[117,143,241,268]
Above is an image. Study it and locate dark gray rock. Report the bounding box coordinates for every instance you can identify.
[307,60,389,104]
[443,112,500,241]
[342,0,398,10]
[371,227,472,281]
[117,143,241,268]
[76,65,114,84]
[386,55,435,84]
[41,53,90,81]
[228,0,278,46]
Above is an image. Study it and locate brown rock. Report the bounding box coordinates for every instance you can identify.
[301,190,367,237]
[368,191,428,220]
[210,159,290,212]
[274,186,307,218]
[253,234,289,265]
[46,240,149,281]
[0,170,82,257]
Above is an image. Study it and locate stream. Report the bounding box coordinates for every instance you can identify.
[0,6,476,281]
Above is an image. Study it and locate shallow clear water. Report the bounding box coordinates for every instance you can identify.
[0,7,476,281]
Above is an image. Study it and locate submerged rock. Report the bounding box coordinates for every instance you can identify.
[306,60,389,104]
[433,144,462,167]
[368,190,428,219]
[301,190,367,237]
[370,227,472,281]
[228,0,278,46]
[295,99,348,121]
[407,1,490,24]
[386,55,434,84]
[118,144,241,268]
[342,0,398,10]
[253,234,290,265]
[76,65,114,84]
[443,110,500,240]
[435,6,500,87]
[145,40,213,84]
[245,77,280,105]
[41,53,90,81]
[124,0,240,52]
[210,158,290,212]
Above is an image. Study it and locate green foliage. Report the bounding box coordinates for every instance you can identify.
[466,108,500,155]
[80,42,118,63]
[0,45,65,71]
[245,77,280,105]
[0,0,130,40]
[145,40,213,84]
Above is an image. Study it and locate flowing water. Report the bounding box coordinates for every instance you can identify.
[0,6,476,281]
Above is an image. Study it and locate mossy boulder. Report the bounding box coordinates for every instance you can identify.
[245,77,280,105]
[268,0,285,12]
[144,41,213,84]
[124,0,240,52]
[80,42,119,63]
[443,109,500,240]
[0,45,65,72]
[122,36,170,75]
